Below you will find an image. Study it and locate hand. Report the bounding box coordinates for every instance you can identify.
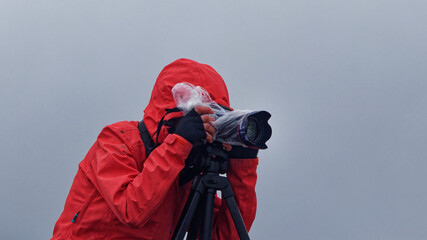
[222,143,259,159]
[174,106,216,144]
[222,143,232,151]
[227,145,259,159]
[194,106,216,143]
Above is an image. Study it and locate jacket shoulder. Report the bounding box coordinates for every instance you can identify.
[102,121,139,133]
[96,121,143,156]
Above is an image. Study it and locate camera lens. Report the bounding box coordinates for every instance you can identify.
[246,118,258,142]
[238,111,271,149]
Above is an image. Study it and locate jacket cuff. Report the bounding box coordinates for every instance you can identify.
[165,134,193,156]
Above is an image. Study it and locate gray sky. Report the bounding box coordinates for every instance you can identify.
[1,1,427,239]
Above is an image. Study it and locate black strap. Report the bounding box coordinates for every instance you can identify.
[138,120,156,158]
[219,104,231,111]
[155,108,181,145]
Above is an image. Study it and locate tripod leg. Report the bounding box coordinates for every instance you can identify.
[222,184,250,240]
[172,176,206,240]
[200,187,216,240]
[186,197,205,240]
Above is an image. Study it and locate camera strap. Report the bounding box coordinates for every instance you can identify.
[138,107,181,158]
[138,120,156,158]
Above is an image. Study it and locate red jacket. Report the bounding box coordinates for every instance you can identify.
[52,59,258,239]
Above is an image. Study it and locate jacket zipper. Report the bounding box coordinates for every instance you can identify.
[71,189,97,223]
[72,211,80,223]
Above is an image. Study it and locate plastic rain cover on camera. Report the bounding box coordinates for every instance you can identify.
[172,82,252,146]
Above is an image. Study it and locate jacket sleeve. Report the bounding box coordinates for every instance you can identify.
[212,157,258,239]
[89,125,193,227]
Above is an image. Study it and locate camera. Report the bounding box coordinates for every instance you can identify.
[172,82,272,149]
[211,109,272,149]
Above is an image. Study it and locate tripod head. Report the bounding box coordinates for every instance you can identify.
[179,142,229,186]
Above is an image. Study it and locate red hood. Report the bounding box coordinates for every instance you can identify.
[143,58,230,142]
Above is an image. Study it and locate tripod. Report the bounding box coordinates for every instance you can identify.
[172,144,250,240]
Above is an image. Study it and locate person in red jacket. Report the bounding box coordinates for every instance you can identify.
[51,58,258,239]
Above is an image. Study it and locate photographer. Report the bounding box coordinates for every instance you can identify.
[51,58,258,239]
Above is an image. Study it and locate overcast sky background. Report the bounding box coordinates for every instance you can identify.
[1,1,427,239]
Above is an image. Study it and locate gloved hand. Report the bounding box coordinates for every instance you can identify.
[174,106,215,144]
[226,145,259,159]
